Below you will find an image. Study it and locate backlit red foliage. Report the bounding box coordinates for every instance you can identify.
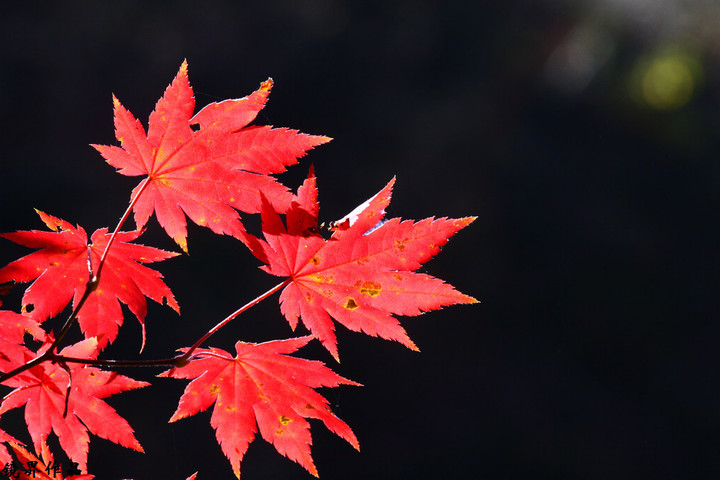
[0,62,475,478]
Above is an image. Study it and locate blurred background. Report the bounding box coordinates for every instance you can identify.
[1,1,719,478]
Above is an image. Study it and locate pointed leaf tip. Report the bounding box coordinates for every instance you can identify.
[177,237,188,254]
[261,77,273,92]
[34,209,72,232]
[459,216,477,227]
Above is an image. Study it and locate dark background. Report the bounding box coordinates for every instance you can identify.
[1,1,719,479]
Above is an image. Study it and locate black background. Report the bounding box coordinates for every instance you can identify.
[1,1,719,479]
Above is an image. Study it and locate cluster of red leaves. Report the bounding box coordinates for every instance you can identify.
[0,62,475,479]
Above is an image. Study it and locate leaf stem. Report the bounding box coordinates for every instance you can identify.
[48,280,98,353]
[178,278,292,363]
[53,354,184,368]
[96,177,151,278]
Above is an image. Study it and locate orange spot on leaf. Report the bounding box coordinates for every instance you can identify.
[394,238,409,251]
[308,273,333,284]
[344,298,359,310]
[357,280,382,297]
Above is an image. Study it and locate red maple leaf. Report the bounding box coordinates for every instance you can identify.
[250,172,477,360]
[92,61,330,252]
[0,338,148,472]
[0,210,179,350]
[159,336,359,478]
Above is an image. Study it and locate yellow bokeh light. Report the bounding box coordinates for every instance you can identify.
[634,49,702,110]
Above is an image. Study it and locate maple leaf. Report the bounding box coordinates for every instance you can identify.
[159,336,359,478]
[0,210,179,350]
[0,338,148,472]
[92,60,330,252]
[250,172,478,360]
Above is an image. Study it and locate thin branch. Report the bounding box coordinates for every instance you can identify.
[53,354,185,369]
[0,352,50,384]
[49,277,98,354]
[177,278,292,363]
[0,279,292,383]
[96,177,151,278]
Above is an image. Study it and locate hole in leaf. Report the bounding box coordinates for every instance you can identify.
[23,304,34,314]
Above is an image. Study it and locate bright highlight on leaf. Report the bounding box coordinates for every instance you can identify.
[250,171,477,360]
[92,61,330,252]
[159,336,359,478]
